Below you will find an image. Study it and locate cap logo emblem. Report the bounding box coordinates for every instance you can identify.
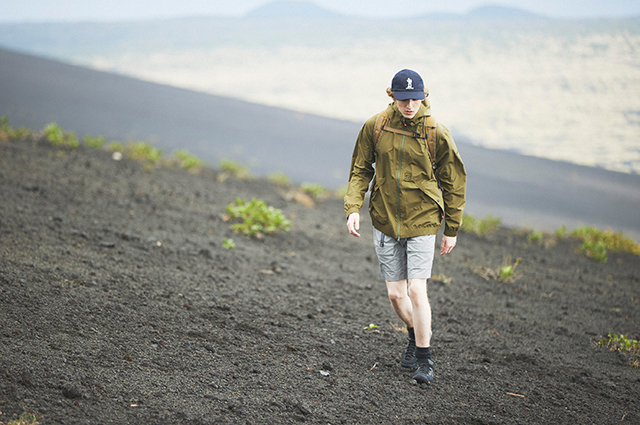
[406,78,414,90]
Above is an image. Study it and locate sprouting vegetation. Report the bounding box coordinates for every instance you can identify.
[461,213,501,235]
[225,197,292,238]
[172,149,205,174]
[301,182,326,199]
[527,231,543,244]
[268,171,291,186]
[570,226,640,263]
[3,412,40,425]
[597,333,640,369]
[499,256,522,282]
[83,134,106,148]
[222,238,236,249]
[0,116,30,142]
[554,225,568,239]
[474,255,522,282]
[43,122,79,148]
[219,159,251,181]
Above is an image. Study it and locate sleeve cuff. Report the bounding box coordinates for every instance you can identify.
[444,227,459,237]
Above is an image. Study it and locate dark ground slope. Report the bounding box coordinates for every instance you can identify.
[1,139,639,424]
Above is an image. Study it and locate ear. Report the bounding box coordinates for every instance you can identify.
[425,88,429,97]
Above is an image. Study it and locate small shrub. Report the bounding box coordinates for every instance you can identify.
[225,197,291,237]
[499,256,522,282]
[173,149,205,174]
[107,141,124,152]
[219,159,251,180]
[268,171,291,186]
[571,226,640,262]
[5,412,40,425]
[0,117,31,142]
[554,225,568,239]
[527,231,543,244]
[301,182,326,199]
[461,213,501,235]
[222,238,236,249]
[83,134,106,148]
[581,239,608,262]
[598,333,640,368]
[126,141,163,164]
[43,123,79,148]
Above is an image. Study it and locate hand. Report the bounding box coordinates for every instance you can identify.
[346,213,361,237]
[440,235,457,255]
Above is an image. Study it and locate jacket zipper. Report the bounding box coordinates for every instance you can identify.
[396,135,405,240]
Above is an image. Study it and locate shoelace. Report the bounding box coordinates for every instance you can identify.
[416,360,433,372]
[403,340,416,359]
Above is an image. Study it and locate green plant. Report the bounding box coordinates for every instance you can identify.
[107,141,124,152]
[43,123,79,148]
[5,412,40,425]
[499,256,522,282]
[554,225,568,238]
[571,226,640,262]
[363,323,378,330]
[461,213,501,235]
[527,231,543,244]
[173,149,205,173]
[268,171,291,186]
[301,182,326,199]
[598,333,640,368]
[219,159,251,180]
[83,134,106,148]
[225,198,292,237]
[222,238,236,249]
[581,239,608,262]
[126,141,163,163]
[0,116,30,142]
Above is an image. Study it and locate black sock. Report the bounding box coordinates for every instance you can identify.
[407,327,415,341]
[416,346,432,361]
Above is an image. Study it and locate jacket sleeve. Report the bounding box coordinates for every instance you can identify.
[344,116,376,219]
[435,123,467,237]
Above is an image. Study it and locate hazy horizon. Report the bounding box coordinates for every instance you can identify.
[1,0,639,23]
[1,4,639,175]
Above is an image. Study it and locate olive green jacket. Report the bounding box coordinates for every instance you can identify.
[344,100,467,239]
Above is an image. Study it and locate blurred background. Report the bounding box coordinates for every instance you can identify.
[1,0,639,236]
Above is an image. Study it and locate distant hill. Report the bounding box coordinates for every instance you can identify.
[466,5,545,19]
[246,1,341,18]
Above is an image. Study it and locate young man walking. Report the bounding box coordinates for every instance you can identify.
[344,69,467,384]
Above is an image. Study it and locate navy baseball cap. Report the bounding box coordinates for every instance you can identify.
[391,69,425,100]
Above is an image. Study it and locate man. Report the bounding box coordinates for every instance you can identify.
[344,69,466,384]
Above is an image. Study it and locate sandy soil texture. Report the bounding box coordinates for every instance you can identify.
[1,139,639,424]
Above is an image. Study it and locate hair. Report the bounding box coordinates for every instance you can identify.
[386,87,429,100]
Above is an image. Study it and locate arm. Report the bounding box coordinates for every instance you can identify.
[344,117,377,236]
[435,123,467,240]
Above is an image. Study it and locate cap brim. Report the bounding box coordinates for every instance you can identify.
[393,91,425,101]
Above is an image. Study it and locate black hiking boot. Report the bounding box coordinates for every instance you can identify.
[412,358,434,384]
[400,338,417,368]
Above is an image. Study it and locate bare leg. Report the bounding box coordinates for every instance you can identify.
[407,278,431,348]
[385,279,413,328]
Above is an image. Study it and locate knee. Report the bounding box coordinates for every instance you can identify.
[387,285,408,303]
[407,283,428,303]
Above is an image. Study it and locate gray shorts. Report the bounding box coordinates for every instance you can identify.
[373,228,436,281]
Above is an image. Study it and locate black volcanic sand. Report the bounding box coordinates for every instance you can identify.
[1,139,639,425]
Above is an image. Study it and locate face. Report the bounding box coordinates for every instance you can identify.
[396,98,422,119]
